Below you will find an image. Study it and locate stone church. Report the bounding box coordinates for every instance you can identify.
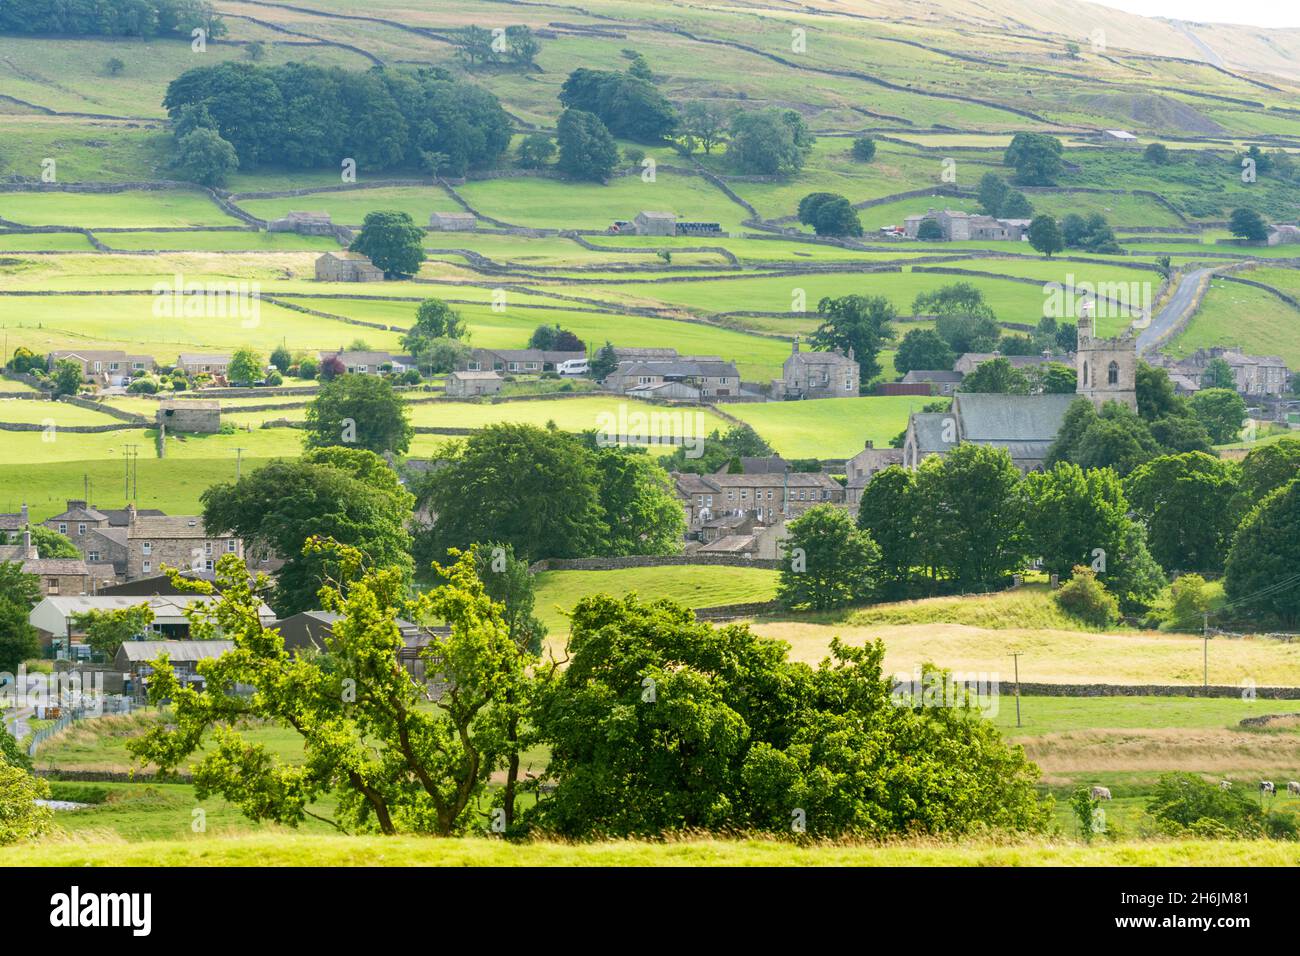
[902,311,1136,472]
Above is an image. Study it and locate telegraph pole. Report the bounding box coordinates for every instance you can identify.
[1011,652,1022,728]
[235,447,246,481]
[1203,612,1210,689]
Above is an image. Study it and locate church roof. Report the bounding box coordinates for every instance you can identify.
[909,412,959,456]
[952,393,1077,443]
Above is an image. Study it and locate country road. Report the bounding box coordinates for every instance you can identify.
[1137,267,1215,356]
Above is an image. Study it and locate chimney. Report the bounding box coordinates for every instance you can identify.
[865,439,874,450]
[22,529,34,560]
[791,335,800,354]
[19,503,27,523]
[127,503,137,525]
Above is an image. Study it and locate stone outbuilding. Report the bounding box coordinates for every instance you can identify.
[157,400,221,434]
[315,252,385,282]
[634,211,678,236]
[445,370,504,398]
[429,211,477,231]
[268,211,335,235]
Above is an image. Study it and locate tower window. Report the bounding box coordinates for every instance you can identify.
[1108,361,1119,386]
[1082,361,1089,386]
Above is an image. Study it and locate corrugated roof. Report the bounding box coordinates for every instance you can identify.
[118,640,235,662]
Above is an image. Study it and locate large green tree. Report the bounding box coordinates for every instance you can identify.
[304,373,413,456]
[0,562,40,673]
[777,504,880,611]
[1190,388,1247,444]
[960,357,1031,395]
[893,328,955,375]
[556,108,619,182]
[1125,452,1240,573]
[349,210,425,278]
[855,465,917,598]
[1234,439,1300,511]
[201,448,414,615]
[1225,481,1300,627]
[1004,132,1063,185]
[809,294,896,386]
[587,446,684,557]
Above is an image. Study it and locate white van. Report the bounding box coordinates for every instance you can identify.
[557,359,589,376]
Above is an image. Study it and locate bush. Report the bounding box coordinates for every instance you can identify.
[401,369,421,385]
[1053,565,1120,626]
[850,136,876,162]
[1146,772,1264,838]
[127,376,159,394]
[265,369,283,386]
[297,356,319,380]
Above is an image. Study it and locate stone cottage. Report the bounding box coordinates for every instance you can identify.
[157,400,221,434]
[315,252,385,282]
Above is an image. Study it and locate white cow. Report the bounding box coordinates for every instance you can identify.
[1287,781,1300,796]
[1219,780,1233,791]
[1090,786,1112,801]
[1260,781,1276,795]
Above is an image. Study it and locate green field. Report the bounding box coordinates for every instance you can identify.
[0,190,238,228]
[719,395,923,458]
[1172,278,1300,366]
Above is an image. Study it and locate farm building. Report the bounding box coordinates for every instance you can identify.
[1268,224,1300,246]
[902,209,1028,241]
[634,211,678,236]
[429,211,477,231]
[445,370,504,397]
[157,399,221,434]
[315,251,385,282]
[604,356,739,398]
[273,610,449,685]
[677,221,725,237]
[114,640,237,699]
[268,211,335,235]
[900,370,963,395]
[30,594,271,656]
[1101,129,1139,144]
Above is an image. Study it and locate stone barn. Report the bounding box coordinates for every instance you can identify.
[268,211,334,236]
[157,400,221,434]
[429,211,477,231]
[315,252,385,282]
[634,211,678,236]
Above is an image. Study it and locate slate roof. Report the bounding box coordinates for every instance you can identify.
[128,515,229,539]
[901,370,963,384]
[952,392,1077,443]
[909,412,959,457]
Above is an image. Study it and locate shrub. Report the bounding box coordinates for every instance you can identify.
[1053,565,1119,626]
[265,369,283,386]
[127,376,159,394]
[297,356,319,379]
[1146,772,1264,838]
[850,136,876,162]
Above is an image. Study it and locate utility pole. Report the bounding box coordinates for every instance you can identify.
[1012,652,1022,728]
[1203,611,1209,689]
[235,447,246,481]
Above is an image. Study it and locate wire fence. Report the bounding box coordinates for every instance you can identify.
[25,695,136,757]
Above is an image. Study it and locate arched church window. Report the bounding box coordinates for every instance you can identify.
[1082,361,1088,386]
[1108,361,1119,385]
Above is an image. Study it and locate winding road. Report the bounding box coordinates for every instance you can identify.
[1137,267,1215,356]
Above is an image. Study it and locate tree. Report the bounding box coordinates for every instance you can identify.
[559,68,677,143]
[583,446,685,557]
[170,128,239,187]
[893,328,955,375]
[6,347,41,374]
[408,298,465,341]
[245,40,266,61]
[516,133,555,169]
[129,546,527,836]
[960,357,1030,395]
[913,283,999,353]
[0,562,41,673]
[51,359,83,397]
[1149,414,1212,455]
[1053,565,1119,626]
[1146,772,1264,838]
[1200,357,1235,390]
[1004,131,1063,185]
[1027,215,1065,258]
[809,294,895,386]
[1125,452,1240,572]
[227,346,263,386]
[1234,439,1300,510]
[850,137,876,162]
[914,444,1025,590]
[797,192,840,228]
[977,172,1009,216]
[106,56,126,76]
[1190,388,1247,444]
[504,25,540,67]
[349,210,425,278]
[556,108,618,182]
[416,424,604,564]
[1072,403,1162,477]
[304,374,413,456]
[728,108,809,175]
[20,525,80,558]
[1034,362,1078,394]
[999,190,1034,219]
[810,197,862,237]
[1228,207,1268,242]
[1147,573,1213,632]
[74,604,155,661]
[201,449,414,616]
[1135,362,1182,422]
[1144,142,1169,164]
[856,465,917,598]
[0,759,53,846]
[269,343,292,374]
[528,324,583,352]
[777,505,879,611]
[916,218,943,241]
[1226,480,1300,627]
[681,101,728,154]
[531,592,1049,838]
[589,342,618,382]
[657,424,772,476]
[626,52,653,81]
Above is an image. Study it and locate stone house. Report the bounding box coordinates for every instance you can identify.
[177,353,232,378]
[900,370,963,395]
[673,471,845,530]
[0,503,29,536]
[157,400,221,434]
[315,252,385,282]
[0,530,92,596]
[445,370,504,397]
[126,514,244,579]
[1267,225,1300,246]
[1163,347,1290,398]
[844,442,905,510]
[604,356,739,398]
[902,208,1028,242]
[772,337,859,399]
[268,211,335,235]
[953,352,1068,375]
[429,211,477,231]
[49,350,155,387]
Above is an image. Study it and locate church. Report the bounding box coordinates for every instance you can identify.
[901,311,1137,472]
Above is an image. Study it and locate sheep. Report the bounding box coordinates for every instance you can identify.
[1090,786,1112,801]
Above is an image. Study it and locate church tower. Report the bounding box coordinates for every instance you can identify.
[1075,303,1138,411]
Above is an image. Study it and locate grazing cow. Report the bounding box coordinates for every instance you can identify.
[1220,780,1233,791]
[1260,781,1276,795]
[1090,786,1112,801]
[1288,781,1300,796]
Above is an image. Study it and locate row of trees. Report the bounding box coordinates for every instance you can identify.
[117,546,1050,839]
[163,64,511,175]
[0,0,222,37]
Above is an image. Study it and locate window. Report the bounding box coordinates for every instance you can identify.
[467,361,481,371]
[142,561,151,574]
[77,523,86,535]
[88,551,100,562]
[142,542,152,555]
[93,361,102,372]
[1082,361,1089,386]
[204,542,213,556]
[205,560,214,571]
[727,491,736,501]
[47,578,59,595]
[1107,361,1119,386]
[58,523,67,534]
[227,539,237,553]
[109,363,120,372]
[740,490,748,500]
